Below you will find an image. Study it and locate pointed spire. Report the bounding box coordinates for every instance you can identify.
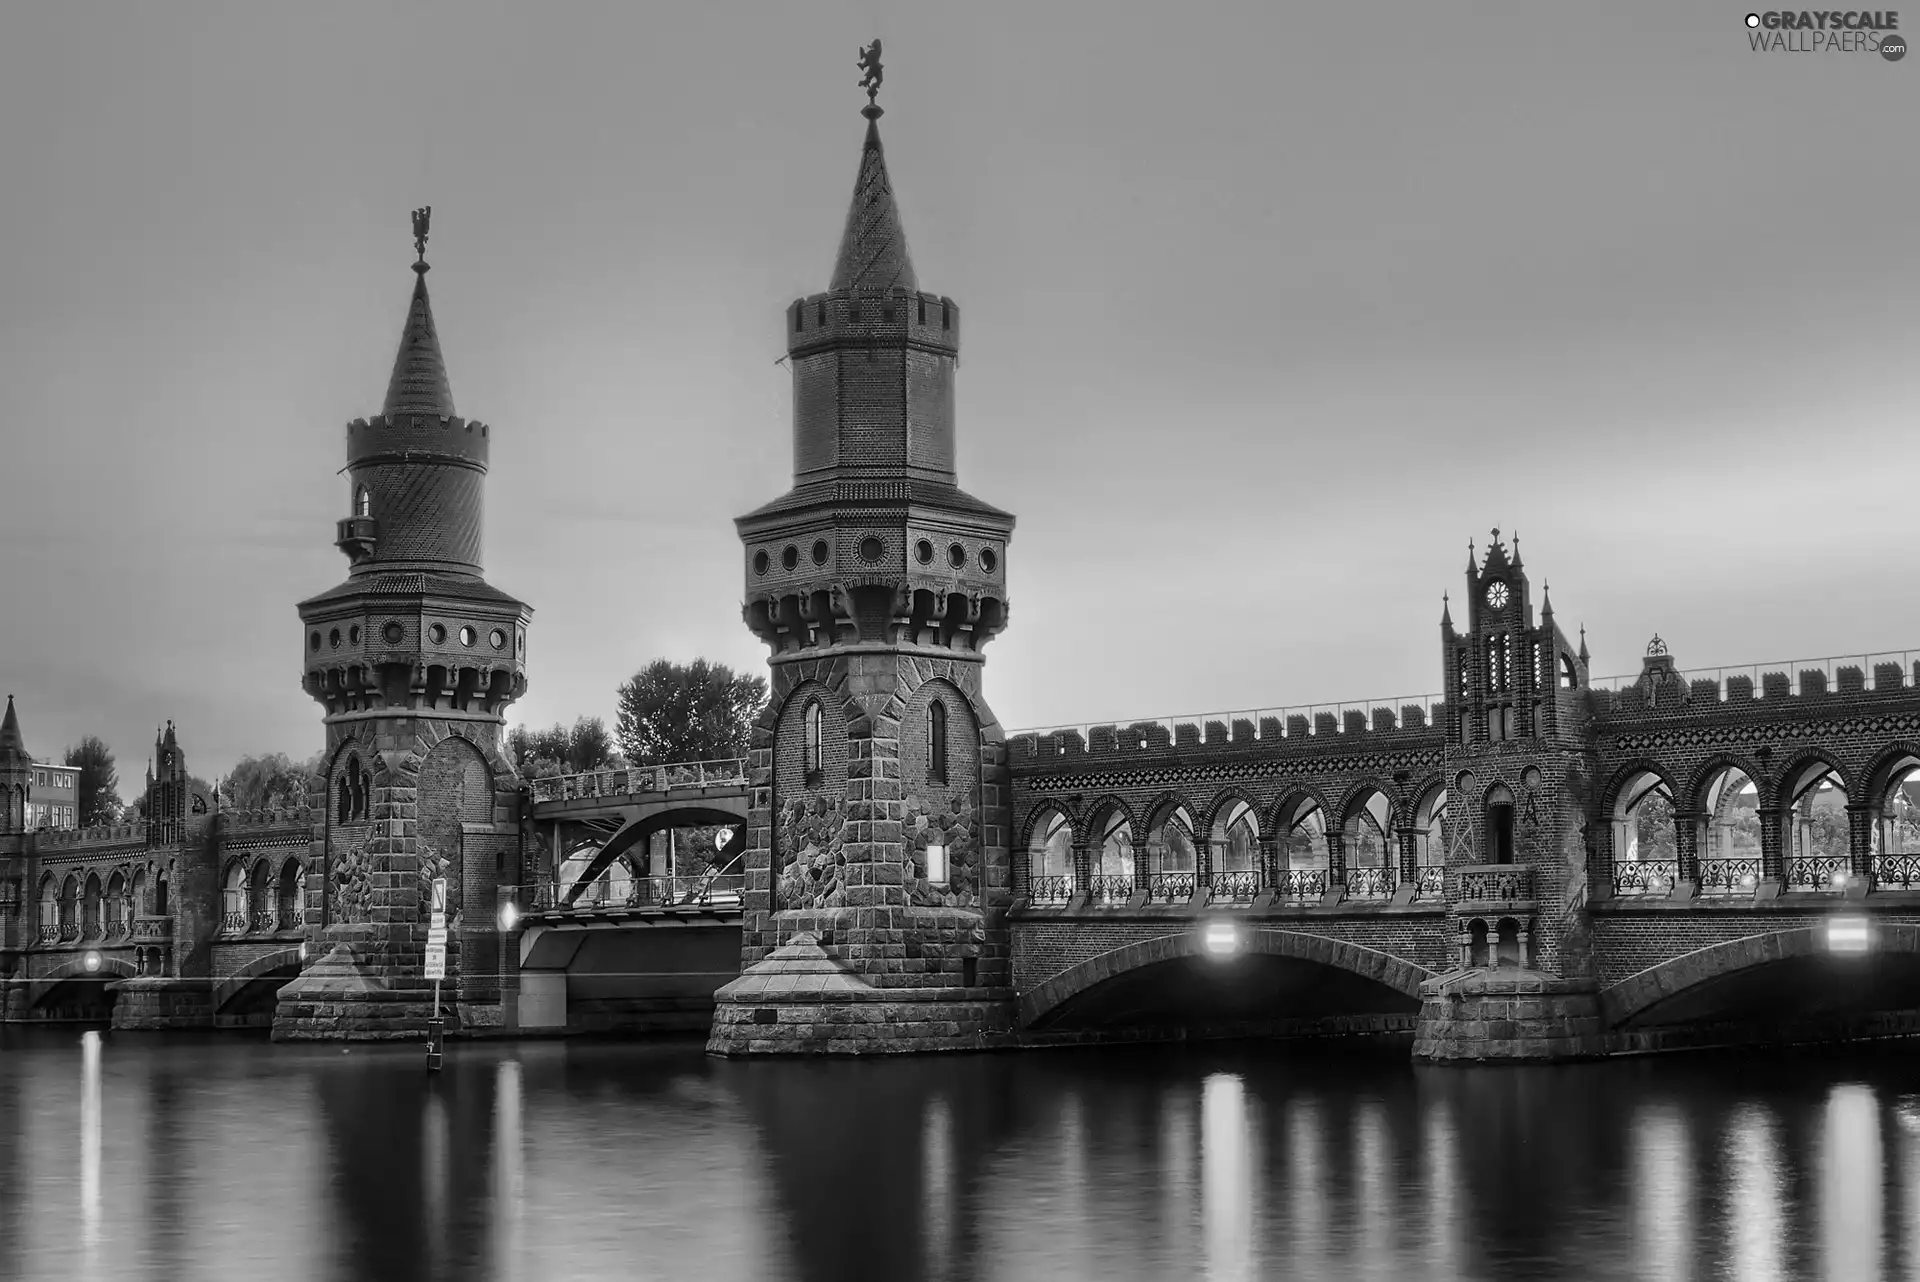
[1540,583,1553,619]
[1512,530,1523,569]
[1578,625,1590,664]
[829,50,918,294]
[382,206,455,417]
[0,696,25,760]
[1466,538,1477,573]
[1440,592,1453,630]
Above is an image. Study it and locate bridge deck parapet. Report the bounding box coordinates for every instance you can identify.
[527,759,749,812]
[1588,650,1920,721]
[1008,694,1448,769]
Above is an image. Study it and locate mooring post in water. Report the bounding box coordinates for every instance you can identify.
[425,876,448,1072]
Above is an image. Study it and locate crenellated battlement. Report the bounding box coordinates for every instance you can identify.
[219,806,315,833]
[36,822,148,850]
[345,414,490,469]
[1589,656,1920,722]
[786,287,959,358]
[1009,697,1448,767]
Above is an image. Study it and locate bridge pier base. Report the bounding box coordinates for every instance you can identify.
[110,977,214,1031]
[1411,969,1608,1063]
[270,940,435,1041]
[707,933,1014,1056]
[516,970,567,1031]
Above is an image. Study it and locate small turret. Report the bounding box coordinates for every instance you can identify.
[0,696,30,832]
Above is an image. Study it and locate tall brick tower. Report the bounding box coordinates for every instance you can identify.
[0,698,28,833]
[709,49,1018,1054]
[1414,529,1607,1060]
[275,210,531,1041]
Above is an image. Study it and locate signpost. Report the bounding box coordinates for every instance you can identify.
[425,877,447,1072]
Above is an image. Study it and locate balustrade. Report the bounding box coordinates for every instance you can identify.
[250,910,276,934]
[1697,857,1761,897]
[58,922,79,942]
[1611,859,1681,898]
[1458,865,1533,903]
[1027,875,1073,906]
[1873,853,1920,891]
[221,911,248,936]
[1144,872,1196,904]
[1345,867,1394,900]
[1413,865,1446,900]
[530,757,750,803]
[37,923,58,945]
[279,908,304,932]
[1209,871,1261,905]
[1272,869,1326,902]
[1784,855,1849,893]
[1086,875,1133,906]
[132,916,173,940]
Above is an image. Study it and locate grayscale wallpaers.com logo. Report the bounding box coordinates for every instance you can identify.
[1745,10,1907,57]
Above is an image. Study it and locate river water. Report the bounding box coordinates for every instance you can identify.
[3,1030,1920,1282]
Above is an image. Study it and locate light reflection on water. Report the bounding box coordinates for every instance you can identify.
[3,1031,1920,1281]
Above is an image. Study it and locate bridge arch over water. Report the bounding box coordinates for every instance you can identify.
[1018,927,1435,1032]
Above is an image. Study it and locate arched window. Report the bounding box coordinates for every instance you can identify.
[278,857,303,930]
[355,486,371,518]
[1485,784,1516,865]
[1027,811,1073,904]
[928,701,948,784]
[155,873,169,917]
[803,701,822,779]
[358,767,371,820]
[1559,655,1579,689]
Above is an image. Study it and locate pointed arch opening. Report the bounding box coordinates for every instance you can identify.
[1089,809,1134,905]
[277,857,304,931]
[1872,756,1920,889]
[1144,804,1197,903]
[927,699,948,784]
[1276,799,1330,902]
[1411,786,1448,897]
[354,485,371,518]
[1342,790,1396,900]
[1026,810,1073,905]
[1783,760,1848,891]
[57,874,78,941]
[81,873,103,941]
[1485,783,1519,867]
[105,871,127,940]
[802,700,823,782]
[1609,770,1676,895]
[1696,765,1760,896]
[1208,800,1261,904]
[221,861,248,935]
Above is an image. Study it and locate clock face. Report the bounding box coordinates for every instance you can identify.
[1485,581,1510,610]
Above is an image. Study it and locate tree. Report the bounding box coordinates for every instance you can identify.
[224,752,324,811]
[506,717,623,780]
[614,659,767,765]
[63,736,120,827]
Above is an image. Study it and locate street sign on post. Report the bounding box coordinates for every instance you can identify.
[426,876,449,1072]
[424,944,447,979]
[430,877,447,915]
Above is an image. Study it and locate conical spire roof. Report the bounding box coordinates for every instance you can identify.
[0,696,26,760]
[829,109,918,293]
[382,266,456,417]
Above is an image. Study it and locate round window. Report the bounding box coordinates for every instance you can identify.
[980,548,998,573]
[490,628,506,650]
[349,625,360,645]
[782,545,799,571]
[811,539,829,565]
[517,629,525,654]
[915,539,934,565]
[858,536,885,564]
[428,624,447,645]
[308,632,321,652]
[947,543,966,569]
[329,628,341,649]
[752,550,769,576]
[382,621,404,645]
[459,625,476,647]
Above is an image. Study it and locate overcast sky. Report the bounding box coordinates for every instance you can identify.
[0,3,1913,791]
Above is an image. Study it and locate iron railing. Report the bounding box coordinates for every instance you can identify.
[221,911,248,936]
[1784,855,1849,893]
[133,916,173,939]
[1458,866,1533,902]
[1873,853,1920,891]
[58,922,79,943]
[1345,867,1394,900]
[37,923,59,945]
[1145,872,1196,904]
[1273,869,1327,902]
[1698,857,1761,897]
[279,907,305,932]
[1413,865,1446,900]
[1612,859,1681,898]
[526,873,747,913]
[530,758,749,803]
[1027,876,1073,906]
[1087,876,1133,905]
[1209,871,1261,905]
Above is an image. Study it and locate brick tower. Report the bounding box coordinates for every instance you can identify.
[1414,529,1607,1060]
[0,698,28,833]
[274,210,531,1041]
[709,52,1018,1054]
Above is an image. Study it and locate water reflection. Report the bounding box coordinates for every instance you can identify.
[5,1033,1920,1280]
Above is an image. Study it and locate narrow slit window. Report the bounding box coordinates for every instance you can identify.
[803,700,822,778]
[929,701,948,783]
[355,486,371,518]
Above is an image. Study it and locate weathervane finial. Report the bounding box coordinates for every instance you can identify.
[411,206,432,274]
[857,38,884,116]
